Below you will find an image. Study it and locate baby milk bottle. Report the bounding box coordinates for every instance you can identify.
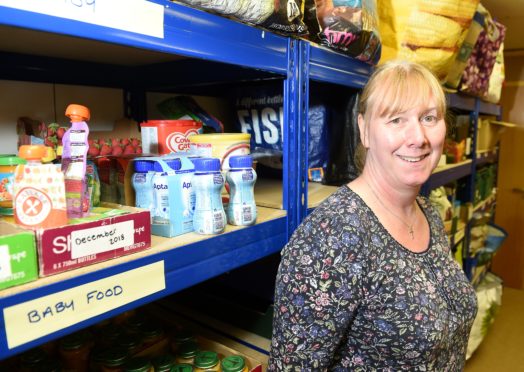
[132,160,154,211]
[226,155,257,226]
[192,157,226,235]
[152,159,181,224]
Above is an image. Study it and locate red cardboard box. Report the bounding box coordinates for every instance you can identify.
[36,205,151,276]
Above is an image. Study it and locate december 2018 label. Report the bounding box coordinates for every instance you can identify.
[3,261,166,349]
[71,220,134,259]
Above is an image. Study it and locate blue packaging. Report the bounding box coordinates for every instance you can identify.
[226,155,257,226]
[132,160,155,214]
[192,157,226,235]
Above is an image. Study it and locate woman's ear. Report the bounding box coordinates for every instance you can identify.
[357,114,369,148]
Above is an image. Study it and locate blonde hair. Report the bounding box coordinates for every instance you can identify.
[358,60,446,123]
[355,61,447,171]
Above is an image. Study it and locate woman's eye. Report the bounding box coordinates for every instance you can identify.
[389,117,401,125]
[422,115,437,125]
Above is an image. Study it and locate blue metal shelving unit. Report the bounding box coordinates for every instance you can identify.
[0,0,502,359]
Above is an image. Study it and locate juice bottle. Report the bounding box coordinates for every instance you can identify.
[191,157,226,235]
[14,145,67,228]
[62,104,90,218]
[226,155,257,226]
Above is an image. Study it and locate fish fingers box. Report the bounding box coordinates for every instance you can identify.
[36,204,151,277]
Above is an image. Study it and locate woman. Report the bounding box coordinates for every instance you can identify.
[268,60,477,371]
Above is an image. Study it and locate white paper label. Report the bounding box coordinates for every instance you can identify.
[0,0,164,38]
[0,245,12,280]
[3,261,166,349]
[71,220,134,259]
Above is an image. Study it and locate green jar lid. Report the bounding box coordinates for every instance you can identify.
[20,347,48,366]
[153,354,176,371]
[139,321,164,339]
[0,207,13,216]
[101,346,129,366]
[194,351,219,369]
[173,329,194,344]
[221,355,246,372]
[171,364,194,372]
[123,357,153,372]
[0,155,26,166]
[60,331,89,350]
[126,314,148,332]
[177,340,199,358]
[117,332,143,352]
[99,324,125,343]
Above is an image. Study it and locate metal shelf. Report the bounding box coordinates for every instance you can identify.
[425,159,473,191]
[0,208,286,358]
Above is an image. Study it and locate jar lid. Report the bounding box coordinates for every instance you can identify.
[59,331,89,350]
[20,347,48,366]
[152,354,176,371]
[134,160,154,172]
[191,157,220,172]
[65,104,90,122]
[117,332,143,351]
[139,321,164,339]
[177,340,199,358]
[123,357,152,372]
[0,207,13,216]
[194,350,219,369]
[101,346,129,366]
[0,155,26,166]
[98,324,124,342]
[229,155,252,169]
[171,364,194,372]
[221,355,246,372]
[125,314,148,332]
[18,145,47,161]
[173,329,194,344]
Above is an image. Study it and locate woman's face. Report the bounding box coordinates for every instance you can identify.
[359,98,446,189]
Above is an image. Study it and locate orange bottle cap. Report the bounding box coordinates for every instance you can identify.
[18,145,47,161]
[65,104,90,122]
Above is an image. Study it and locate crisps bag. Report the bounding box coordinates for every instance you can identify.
[377,0,479,80]
[176,0,307,35]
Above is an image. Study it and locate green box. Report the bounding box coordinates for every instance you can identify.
[0,221,38,290]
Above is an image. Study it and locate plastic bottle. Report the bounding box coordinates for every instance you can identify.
[192,157,226,235]
[152,159,181,224]
[132,160,154,212]
[62,104,90,218]
[226,155,257,226]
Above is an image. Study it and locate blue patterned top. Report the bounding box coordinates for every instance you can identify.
[268,186,477,371]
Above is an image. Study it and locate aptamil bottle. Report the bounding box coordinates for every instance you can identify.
[132,160,154,211]
[152,159,181,225]
[226,155,257,226]
[192,157,226,235]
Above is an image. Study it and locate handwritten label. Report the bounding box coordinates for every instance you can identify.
[71,220,134,259]
[0,245,12,280]
[3,261,165,349]
[0,0,164,38]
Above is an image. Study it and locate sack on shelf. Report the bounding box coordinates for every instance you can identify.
[377,0,479,80]
[175,0,307,35]
[459,16,506,98]
[484,42,505,103]
[304,0,381,65]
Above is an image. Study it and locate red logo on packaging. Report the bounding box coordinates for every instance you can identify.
[15,187,52,225]
[166,129,200,153]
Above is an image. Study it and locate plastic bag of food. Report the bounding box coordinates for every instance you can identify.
[460,19,506,97]
[176,0,307,35]
[304,0,381,64]
[377,0,479,80]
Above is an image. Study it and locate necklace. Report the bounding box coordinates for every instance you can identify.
[364,179,418,240]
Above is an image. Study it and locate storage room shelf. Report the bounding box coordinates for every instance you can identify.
[255,178,338,210]
[476,149,498,167]
[0,207,286,357]
[448,93,501,116]
[0,1,290,76]
[473,193,497,214]
[425,159,472,190]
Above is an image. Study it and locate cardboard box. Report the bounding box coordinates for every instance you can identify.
[0,221,38,290]
[36,204,151,277]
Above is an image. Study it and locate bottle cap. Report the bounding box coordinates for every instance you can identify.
[122,357,152,372]
[229,155,252,169]
[194,351,219,369]
[177,341,199,358]
[134,160,153,173]
[65,104,90,122]
[18,145,47,161]
[192,157,220,172]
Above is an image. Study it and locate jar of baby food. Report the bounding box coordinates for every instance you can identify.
[221,355,249,372]
[0,155,26,214]
[194,351,221,372]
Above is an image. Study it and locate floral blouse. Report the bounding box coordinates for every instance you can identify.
[268,186,477,371]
